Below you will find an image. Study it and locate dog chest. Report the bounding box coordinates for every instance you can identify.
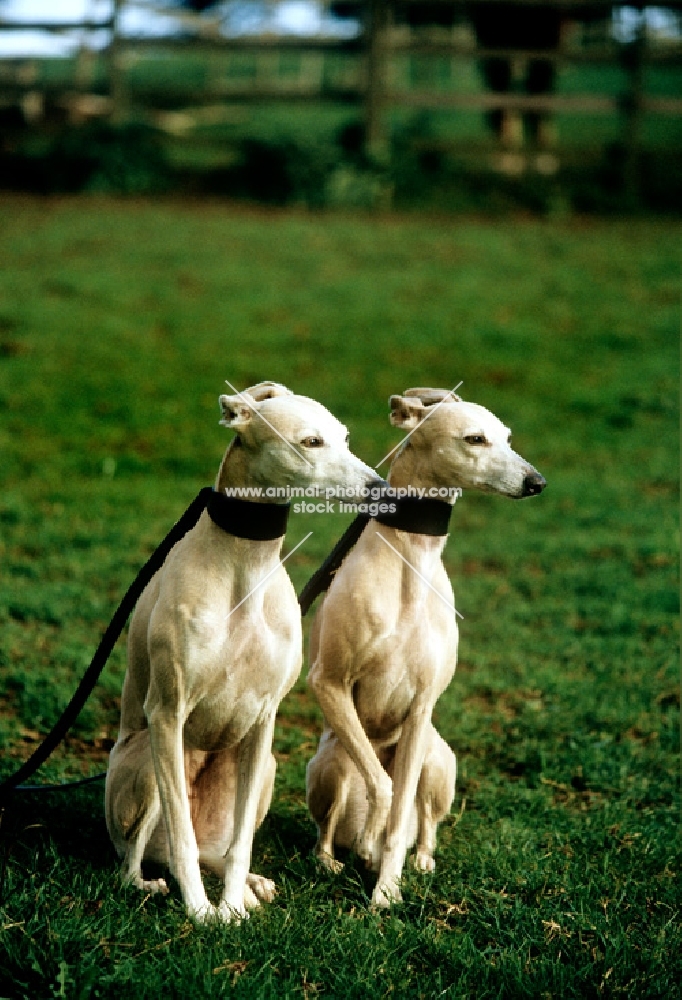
[349,626,457,734]
[180,636,301,751]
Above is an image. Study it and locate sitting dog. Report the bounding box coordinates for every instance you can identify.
[306,388,546,906]
[105,381,383,921]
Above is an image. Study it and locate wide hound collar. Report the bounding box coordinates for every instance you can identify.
[207,489,290,540]
[374,496,452,536]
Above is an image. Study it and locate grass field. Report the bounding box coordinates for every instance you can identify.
[0,197,679,998]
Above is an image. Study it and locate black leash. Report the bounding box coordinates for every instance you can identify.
[14,773,112,793]
[0,491,450,802]
[0,488,216,806]
[298,513,371,616]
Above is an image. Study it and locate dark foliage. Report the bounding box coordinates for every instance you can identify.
[0,115,680,213]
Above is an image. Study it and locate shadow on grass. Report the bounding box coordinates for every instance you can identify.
[0,787,373,909]
[0,783,115,897]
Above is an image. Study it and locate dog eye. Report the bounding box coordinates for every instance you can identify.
[464,435,487,445]
[302,436,324,448]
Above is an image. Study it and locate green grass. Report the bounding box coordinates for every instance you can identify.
[0,198,679,998]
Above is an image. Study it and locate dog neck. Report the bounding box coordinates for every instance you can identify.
[368,519,448,608]
[215,436,270,499]
[379,443,457,538]
[368,444,455,560]
[210,438,290,542]
[387,443,461,500]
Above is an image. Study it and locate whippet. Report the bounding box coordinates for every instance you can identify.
[105,382,383,921]
[306,388,546,907]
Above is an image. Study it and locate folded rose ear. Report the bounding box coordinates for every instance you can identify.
[403,387,462,405]
[389,395,426,429]
[219,393,255,429]
[244,381,292,402]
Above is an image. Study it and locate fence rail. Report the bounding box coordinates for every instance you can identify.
[0,0,680,196]
[0,20,116,32]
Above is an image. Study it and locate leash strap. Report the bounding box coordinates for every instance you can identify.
[0,487,214,805]
[298,513,371,616]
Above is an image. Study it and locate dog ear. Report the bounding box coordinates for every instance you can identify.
[219,393,255,429]
[403,387,462,405]
[389,395,426,429]
[244,382,293,402]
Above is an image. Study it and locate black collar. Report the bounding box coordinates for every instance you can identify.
[207,489,290,540]
[374,496,452,536]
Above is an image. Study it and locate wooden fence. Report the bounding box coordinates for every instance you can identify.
[1,0,681,195]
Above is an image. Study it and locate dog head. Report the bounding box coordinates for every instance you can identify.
[220,382,384,494]
[389,387,546,499]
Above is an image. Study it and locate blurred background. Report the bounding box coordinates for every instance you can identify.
[0,0,680,210]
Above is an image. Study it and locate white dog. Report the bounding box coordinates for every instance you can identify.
[105,382,383,921]
[306,388,546,906]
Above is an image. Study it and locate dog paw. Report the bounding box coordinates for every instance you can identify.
[188,900,218,924]
[246,873,276,904]
[412,851,436,873]
[371,880,402,909]
[243,884,260,910]
[315,851,344,874]
[216,900,249,923]
[130,874,169,896]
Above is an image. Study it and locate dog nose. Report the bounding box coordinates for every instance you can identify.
[522,472,546,497]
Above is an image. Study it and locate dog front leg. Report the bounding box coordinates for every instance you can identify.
[373,694,434,907]
[147,706,213,921]
[310,675,392,870]
[219,713,277,921]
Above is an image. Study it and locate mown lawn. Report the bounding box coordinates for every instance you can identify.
[0,197,678,998]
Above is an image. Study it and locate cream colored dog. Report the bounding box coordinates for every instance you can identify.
[306,388,546,907]
[105,381,382,922]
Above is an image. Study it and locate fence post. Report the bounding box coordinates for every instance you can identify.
[622,14,645,206]
[108,0,128,124]
[365,0,389,161]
